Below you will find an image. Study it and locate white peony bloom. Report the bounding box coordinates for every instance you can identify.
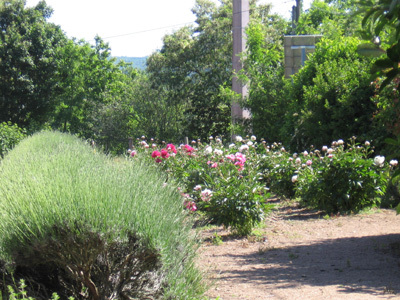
[374,155,385,167]
[214,149,223,156]
[239,144,249,152]
[205,146,213,154]
[390,159,398,167]
[235,135,243,142]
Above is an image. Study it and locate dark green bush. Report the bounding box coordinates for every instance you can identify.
[0,131,204,299]
[283,37,377,152]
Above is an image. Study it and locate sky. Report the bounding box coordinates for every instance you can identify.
[25,0,312,58]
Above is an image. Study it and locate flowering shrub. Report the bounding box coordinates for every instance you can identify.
[131,136,271,235]
[294,138,389,213]
[129,135,395,230]
[258,142,298,199]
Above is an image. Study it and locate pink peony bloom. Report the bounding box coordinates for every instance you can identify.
[184,144,194,153]
[161,149,170,159]
[130,150,137,157]
[306,160,312,166]
[166,143,177,154]
[155,158,162,163]
[201,189,213,202]
[226,154,236,161]
[235,152,246,163]
[151,150,161,158]
[211,162,218,168]
[185,201,197,212]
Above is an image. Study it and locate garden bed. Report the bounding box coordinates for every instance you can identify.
[200,200,400,300]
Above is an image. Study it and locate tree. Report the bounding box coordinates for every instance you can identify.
[145,0,285,141]
[240,9,288,142]
[0,0,66,129]
[296,0,362,38]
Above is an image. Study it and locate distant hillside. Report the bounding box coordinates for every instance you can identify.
[114,56,147,70]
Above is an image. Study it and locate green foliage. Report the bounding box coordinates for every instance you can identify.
[296,0,362,38]
[0,132,204,299]
[294,138,389,213]
[0,122,26,158]
[283,37,377,151]
[258,143,298,199]
[0,0,67,129]
[242,18,288,142]
[358,0,400,89]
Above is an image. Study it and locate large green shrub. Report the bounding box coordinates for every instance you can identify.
[0,122,26,158]
[283,37,376,152]
[0,131,204,299]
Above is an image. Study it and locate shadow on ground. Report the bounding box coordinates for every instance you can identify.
[215,233,400,296]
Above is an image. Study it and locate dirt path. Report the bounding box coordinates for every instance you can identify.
[199,200,400,300]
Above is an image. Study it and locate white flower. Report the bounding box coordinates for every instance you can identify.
[216,138,222,143]
[281,147,286,152]
[209,136,213,140]
[214,149,223,156]
[327,148,334,154]
[390,159,398,167]
[365,141,370,146]
[235,135,243,142]
[291,175,298,183]
[229,143,236,149]
[322,146,328,152]
[303,151,308,156]
[194,185,202,191]
[337,139,344,145]
[295,158,301,164]
[247,141,253,146]
[374,155,385,167]
[205,146,213,154]
[239,144,249,152]
[251,135,257,141]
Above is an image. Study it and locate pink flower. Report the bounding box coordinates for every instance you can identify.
[166,143,177,154]
[235,161,244,171]
[225,154,236,161]
[183,144,194,153]
[306,160,312,166]
[151,150,161,158]
[235,153,246,164]
[201,189,213,202]
[161,149,169,159]
[211,162,218,168]
[155,158,162,163]
[130,150,137,157]
[184,201,197,212]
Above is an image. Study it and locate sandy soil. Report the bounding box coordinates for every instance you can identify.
[199,200,400,300]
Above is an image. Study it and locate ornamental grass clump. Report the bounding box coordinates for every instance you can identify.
[0,131,204,299]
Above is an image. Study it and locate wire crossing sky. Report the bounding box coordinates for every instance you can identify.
[25,0,312,57]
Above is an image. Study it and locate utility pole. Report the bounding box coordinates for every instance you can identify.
[295,0,301,23]
[232,0,250,130]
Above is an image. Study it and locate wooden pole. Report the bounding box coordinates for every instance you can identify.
[232,0,250,126]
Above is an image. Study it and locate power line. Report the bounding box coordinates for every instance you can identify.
[103,21,196,40]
